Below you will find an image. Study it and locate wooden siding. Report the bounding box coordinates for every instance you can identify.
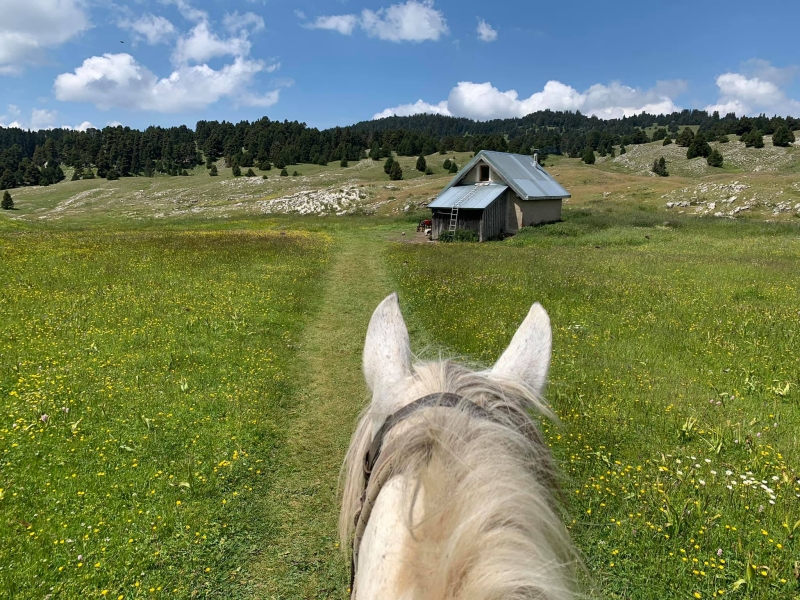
[431,195,507,242]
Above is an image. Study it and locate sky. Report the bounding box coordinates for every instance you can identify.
[1,0,800,132]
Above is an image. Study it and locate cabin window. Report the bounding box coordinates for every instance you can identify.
[479,165,490,182]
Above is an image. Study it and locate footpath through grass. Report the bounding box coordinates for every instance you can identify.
[387,207,800,599]
[244,228,393,599]
[0,229,330,598]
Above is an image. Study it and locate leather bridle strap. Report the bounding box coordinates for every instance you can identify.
[350,392,495,597]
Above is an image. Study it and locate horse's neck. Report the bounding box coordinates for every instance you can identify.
[355,474,421,600]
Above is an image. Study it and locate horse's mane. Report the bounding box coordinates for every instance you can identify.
[340,360,581,599]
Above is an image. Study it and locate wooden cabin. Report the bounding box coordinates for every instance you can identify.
[428,150,570,241]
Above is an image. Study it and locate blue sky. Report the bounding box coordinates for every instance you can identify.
[2,0,799,131]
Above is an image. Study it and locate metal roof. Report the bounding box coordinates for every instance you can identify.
[442,150,571,201]
[428,184,508,210]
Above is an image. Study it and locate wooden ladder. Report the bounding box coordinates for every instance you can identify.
[448,186,481,232]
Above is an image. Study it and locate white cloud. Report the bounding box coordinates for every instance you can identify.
[1,0,89,72]
[107,121,123,127]
[307,1,447,42]
[476,19,497,42]
[373,99,451,119]
[223,11,265,33]
[306,15,359,36]
[362,0,447,42]
[376,79,684,121]
[172,21,250,65]
[238,90,280,108]
[0,107,57,129]
[54,53,278,113]
[161,0,207,24]
[704,61,800,116]
[119,14,176,45]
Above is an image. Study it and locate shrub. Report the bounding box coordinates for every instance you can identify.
[439,229,478,242]
[652,157,669,177]
[582,147,596,164]
[1,190,13,209]
[425,167,433,175]
[259,161,271,170]
[448,162,458,173]
[292,170,300,176]
[71,170,81,181]
[106,169,120,180]
[619,145,627,155]
[280,168,288,177]
[262,174,268,180]
[662,137,673,146]
[232,164,242,177]
[416,155,427,172]
[317,156,328,166]
[82,169,95,179]
[340,156,348,168]
[246,168,256,177]
[443,158,452,170]
[717,133,730,143]
[181,170,188,176]
[707,149,724,168]
[772,125,795,147]
[209,165,218,176]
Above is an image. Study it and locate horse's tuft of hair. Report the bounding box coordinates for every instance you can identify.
[340,360,582,599]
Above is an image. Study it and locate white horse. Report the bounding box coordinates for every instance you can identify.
[340,293,580,599]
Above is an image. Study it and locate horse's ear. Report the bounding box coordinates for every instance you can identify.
[363,293,411,400]
[491,303,552,396]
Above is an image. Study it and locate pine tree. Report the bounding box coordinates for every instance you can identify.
[686,132,712,159]
[232,164,242,177]
[663,137,673,146]
[1,190,13,209]
[582,147,596,164]
[389,161,403,181]
[676,128,695,147]
[340,155,349,167]
[772,125,795,147]
[383,156,394,174]
[106,169,120,180]
[259,160,271,170]
[318,156,328,166]
[416,155,427,172]
[23,162,40,186]
[743,129,764,148]
[652,157,668,177]
[209,165,218,176]
[280,168,288,177]
[448,162,458,173]
[717,133,730,143]
[609,147,616,158]
[707,149,724,168]
[443,158,452,170]
[246,168,256,177]
[620,145,627,155]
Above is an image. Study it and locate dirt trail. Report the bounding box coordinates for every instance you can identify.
[247,231,393,599]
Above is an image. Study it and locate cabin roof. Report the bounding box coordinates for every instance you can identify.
[442,150,571,201]
[428,184,508,210]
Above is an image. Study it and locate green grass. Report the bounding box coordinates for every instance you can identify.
[0,229,330,598]
[386,207,800,599]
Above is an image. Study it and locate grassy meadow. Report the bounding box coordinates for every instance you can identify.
[1,141,800,599]
[388,209,800,599]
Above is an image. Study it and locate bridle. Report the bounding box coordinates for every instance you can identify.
[349,392,497,597]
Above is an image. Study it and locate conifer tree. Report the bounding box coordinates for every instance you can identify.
[340,155,348,167]
[246,168,256,177]
[416,155,427,172]
[71,170,81,181]
[676,128,695,147]
[389,161,403,181]
[383,156,395,174]
[582,147,596,164]
[707,149,724,167]
[209,165,218,176]
[448,162,458,173]
[772,125,795,147]
[292,170,300,176]
[443,158,452,170]
[1,190,13,209]
[232,164,242,177]
[280,168,288,176]
[652,157,668,176]
[620,145,627,155]
[23,162,40,186]
[686,132,712,159]
[106,169,119,180]
[663,137,673,146]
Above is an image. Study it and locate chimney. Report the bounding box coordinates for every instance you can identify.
[533,151,539,166]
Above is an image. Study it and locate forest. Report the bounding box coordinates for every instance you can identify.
[1,109,798,189]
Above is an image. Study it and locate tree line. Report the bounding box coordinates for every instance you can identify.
[1,110,798,190]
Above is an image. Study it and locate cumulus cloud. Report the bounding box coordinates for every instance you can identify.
[223,11,265,33]
[373,99,451,119]
[476,19,497,42]
[119,14,176,45]
[0,107,58,130]
[306,15,359,36]
[306,0,447,42]
[1,0,89,72]
[54,53,279,113]
[75,121,95,131]
[172,21,250,65]
[704,60,800,116]
[376,79,683,120]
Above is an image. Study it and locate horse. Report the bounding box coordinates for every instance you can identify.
[340,293,580,599]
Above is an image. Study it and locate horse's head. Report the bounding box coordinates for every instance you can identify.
[363,292,553,416]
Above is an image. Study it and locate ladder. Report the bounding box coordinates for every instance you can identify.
[448,186,481,232]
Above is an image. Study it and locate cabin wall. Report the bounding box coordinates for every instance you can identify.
[460,160,497,184]
[432,200,506,242]
[479,195,506,241]
[512,198,562,227]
